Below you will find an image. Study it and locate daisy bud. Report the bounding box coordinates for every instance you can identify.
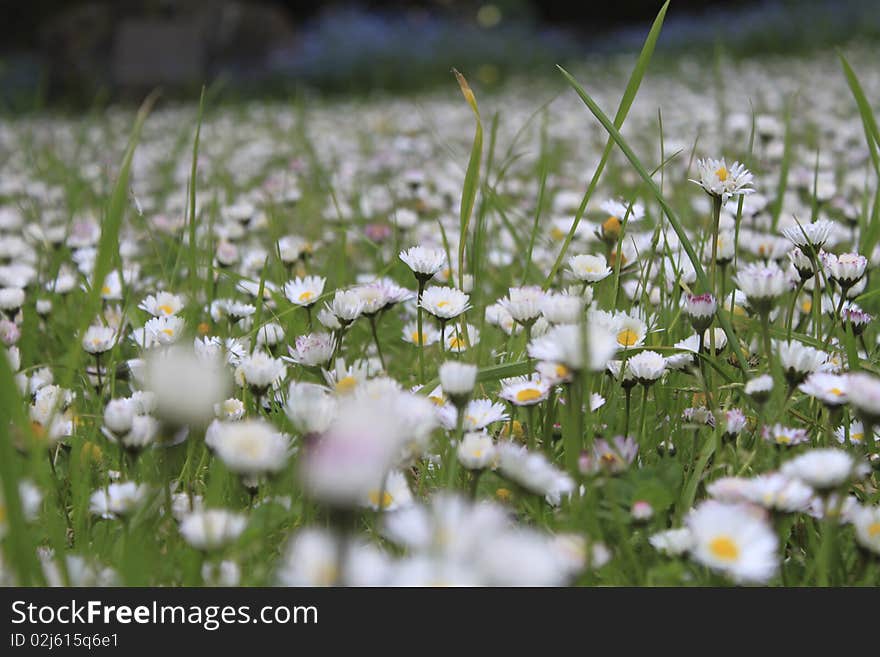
[788,248,815,281]
[121,414,160,450]
[715,230,736,266]
[103,398,136,436]
[781,219,833,253]
[847,371,880,427]
[734,262,792,315]
[600,216,621,244]
[773,339,827,387]
[631,500,654,522]
[824,252,868,290]
[626,350,666,386]
[683,293,716,332]
[0,287,25,316]
[439,361,477,408]
[0,318,20,346]
[745,374,774,404]
[703,327,727,355]
[842,306,871,336]
[657,440,677,457]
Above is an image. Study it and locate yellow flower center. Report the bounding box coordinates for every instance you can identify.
[335,375,357,393]
[500,420,523,439]
[829,388,844,396]
[80,441,103,465]
[161,328,174,337]
[851,432,864,442]
[428,395,445,406]
[317,564,338,586]
[550,227,565,241]
[617,328,639,347]
[158,304,174,315]
[515,388,543,403]
[448,336,465,349]
[436,300,450,308]
[868,522,880,538]
[602,216,621,236]
[776,435,791,445]
[472,449,483,458]
[298,291,314,303]
[715,166,729,182]
[495,488,512,501]
[368,490,394,509]
[709,536,739,561]
[801,300,812,313]
[410,330,424,345]
[101,285,111,295]
[555,364,570,379]
[198,322,211,335]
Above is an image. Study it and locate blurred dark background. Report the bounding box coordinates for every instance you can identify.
[2,0,878,107]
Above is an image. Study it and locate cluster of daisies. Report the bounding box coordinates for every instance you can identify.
[1,46,880,586]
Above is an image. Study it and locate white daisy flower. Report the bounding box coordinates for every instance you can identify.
[781,219,834,250]
[399,245,447,278]
[179,510,247,551]
[81,325,117,354]
[420,286,470,320]
[139,291,184,317]
[568,254,611,283]
[284,276,326,307]
[89,482,149,519]
[457,431,496,470]
[686,500,778,584]
[211,419,291,476]
[780,448,870,490]
[692,158,754,202]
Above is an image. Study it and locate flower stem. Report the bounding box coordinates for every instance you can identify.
[710,195,722,296]
[417,279,426,383]
[368,315,386,371]
[447,406,465,488]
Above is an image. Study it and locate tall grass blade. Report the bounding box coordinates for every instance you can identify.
[543,0,669,289]
[557,66,750,372]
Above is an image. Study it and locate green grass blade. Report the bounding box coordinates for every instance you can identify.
[0,351,42,585]
[453,69,483,291]
[838,51,880,255]
[58,91,159,392]
[543,0,669,289]
[187,87,206,326]
[557,66,750,373]
[770,97,794,231]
